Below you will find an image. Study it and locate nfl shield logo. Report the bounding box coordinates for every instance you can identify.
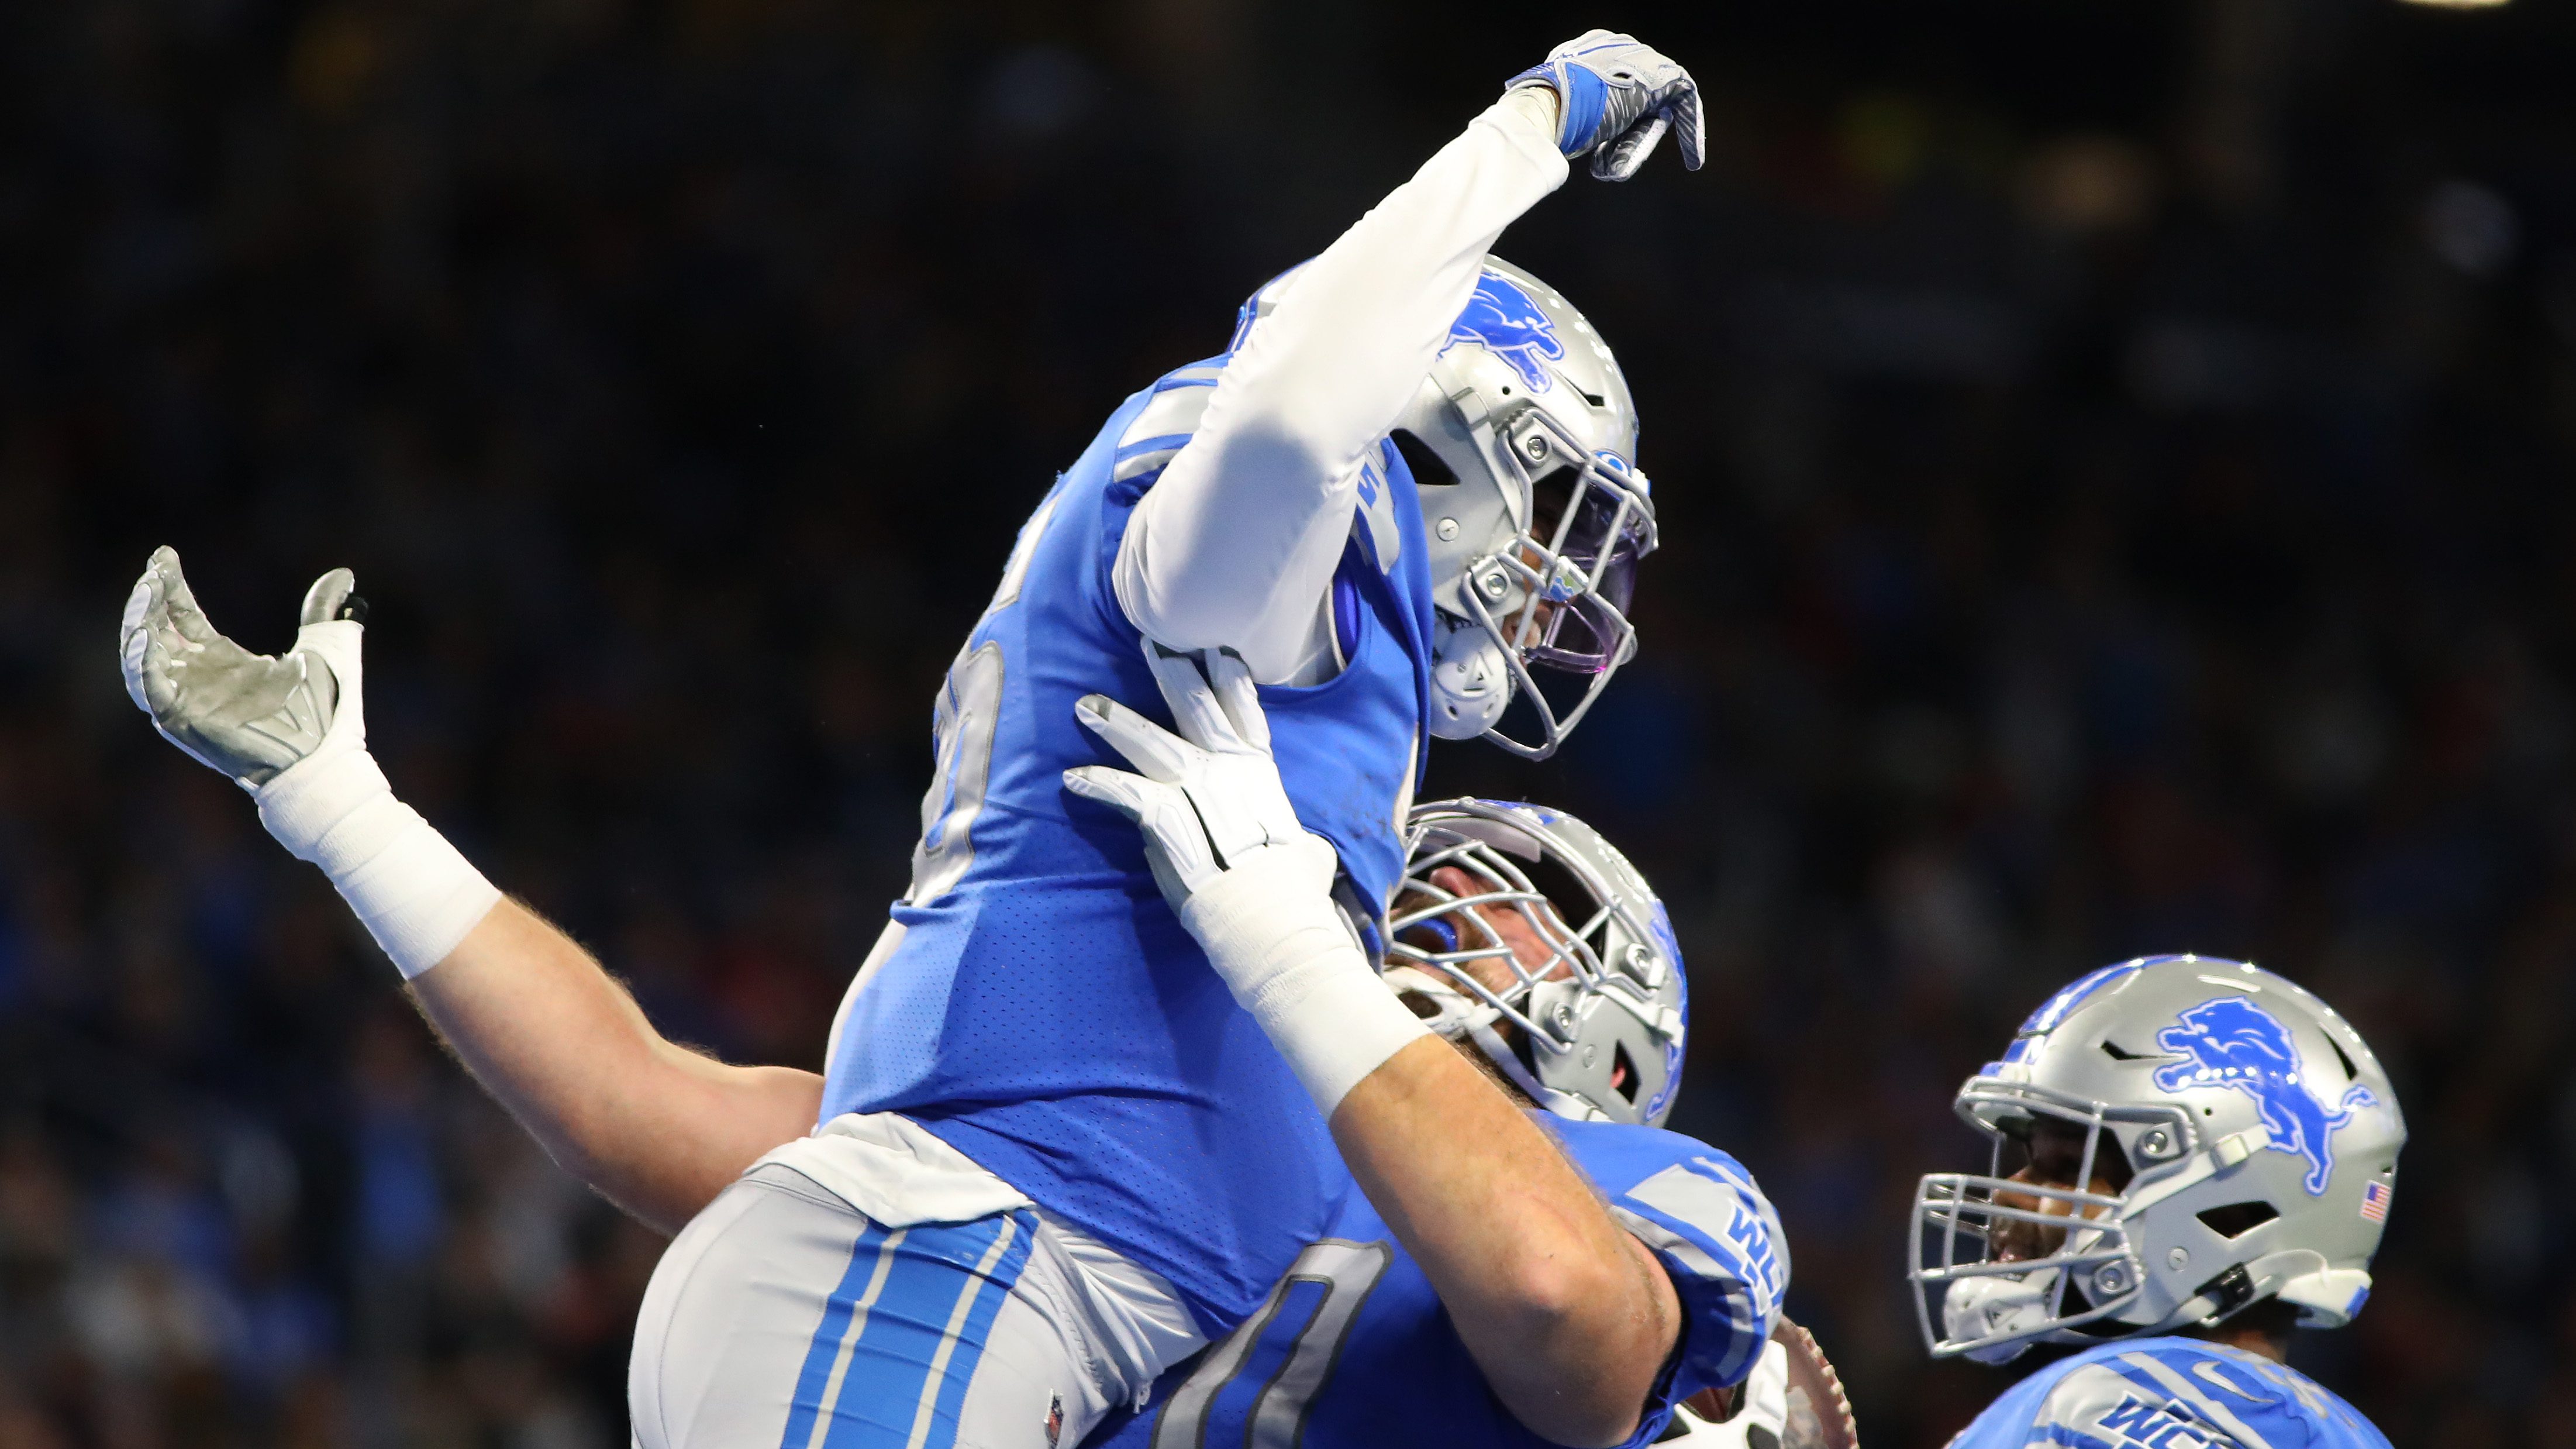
[2360,1180,2392,1223]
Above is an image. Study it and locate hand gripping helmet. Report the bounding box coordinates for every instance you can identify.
[1381,798,1687,1126]
[1911,955,2406,1363]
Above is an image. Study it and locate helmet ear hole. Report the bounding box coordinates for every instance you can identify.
[1611,1042,1639,1105]
[2195,1202,2280,1239]
[1389,429,1460,489]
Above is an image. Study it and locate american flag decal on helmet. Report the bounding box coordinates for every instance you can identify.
[2360,1179,2392,1223]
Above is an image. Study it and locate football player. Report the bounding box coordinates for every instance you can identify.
[120,29,1703,1448]
[1064,650,1857,1449]
[790,38,1696,1437]
[1913,955,2403,1447]
[117,569,1851,1448]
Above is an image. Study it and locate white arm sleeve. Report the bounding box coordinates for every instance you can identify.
[1113,90,1568,684]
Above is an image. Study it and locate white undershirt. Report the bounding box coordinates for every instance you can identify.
[1112,88,1567,685]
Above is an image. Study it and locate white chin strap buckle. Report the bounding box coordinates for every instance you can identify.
[1381,966,1489,1040]
[1428,615,1513,741]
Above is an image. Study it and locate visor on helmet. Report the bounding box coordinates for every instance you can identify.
[1517,467,1649,674]
[1459,409,1657,758]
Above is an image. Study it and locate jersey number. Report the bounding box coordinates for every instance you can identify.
[904,488,1065,904]
[908,641,1003,903]
[1151,1240,1391,1449]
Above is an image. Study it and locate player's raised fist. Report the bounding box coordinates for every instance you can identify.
[1510,30,1704,181]
[120,546,361,787]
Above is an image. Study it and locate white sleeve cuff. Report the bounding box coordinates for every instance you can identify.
[1491,86,1568,157]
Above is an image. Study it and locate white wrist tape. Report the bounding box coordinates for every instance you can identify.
[251,619,499,979]
[257,748,499,977]
[1177,835,1428,1116]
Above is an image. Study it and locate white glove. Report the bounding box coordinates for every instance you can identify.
[1508,30,1705,181]
[1064,645,1427,1116]
[120,548,499,978]
[1062,644,1310,907]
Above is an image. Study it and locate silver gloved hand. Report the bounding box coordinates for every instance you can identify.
[1509,30,1705,181]
[120,545,363,787]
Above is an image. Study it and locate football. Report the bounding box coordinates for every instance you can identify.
[1661,1318,1858,1447]
[1775,1318,1860,1449]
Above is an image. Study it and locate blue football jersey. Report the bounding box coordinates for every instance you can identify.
[1946,1338,2389,1449]
[1082,1119,1788,1449]
[820,355,1440,1334]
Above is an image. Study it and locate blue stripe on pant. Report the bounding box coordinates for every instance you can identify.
[778,1210,1042,1449]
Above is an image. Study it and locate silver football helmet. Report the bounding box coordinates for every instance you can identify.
[1232,257,1657,760]
[1382,798,1687,1126]
[1395,259,1656,759]
[1911,955,2406,1363]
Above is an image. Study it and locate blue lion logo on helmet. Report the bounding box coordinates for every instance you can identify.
[1447,271,1565,394]
[2153,997,2377,1196]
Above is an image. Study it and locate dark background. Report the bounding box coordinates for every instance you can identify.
[4,0,2574,1444]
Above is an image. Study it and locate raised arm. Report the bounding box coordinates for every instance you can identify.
[411,898,820,1231]
[1115,32,1701,684]
[1113,88,1563,683]
[1063,648,1682,1447]
[120,548,818,1234]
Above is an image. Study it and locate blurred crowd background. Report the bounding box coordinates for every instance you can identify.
[4,0,2573,1444]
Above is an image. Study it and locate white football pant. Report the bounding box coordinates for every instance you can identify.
[630,1117,1203,1449]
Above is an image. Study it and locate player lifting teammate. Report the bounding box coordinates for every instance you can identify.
[122,29,1706,1449]
[120,545,1847,1446]
[1063,650,1853,1449]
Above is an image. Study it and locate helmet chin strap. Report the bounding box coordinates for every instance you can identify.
[1382,966,1486,1038]
[1464,1011,1602,1120]
[1942,1271,2058,1364]
[1938,1210,2200,1362]
[1427,614,1513,741]
[1383,966,1602,1120]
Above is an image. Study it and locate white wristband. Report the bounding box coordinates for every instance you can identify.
[250,617,498,979]
[1178,837,1429,1116]
[257,748,499,978]
[257,746,499,978]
